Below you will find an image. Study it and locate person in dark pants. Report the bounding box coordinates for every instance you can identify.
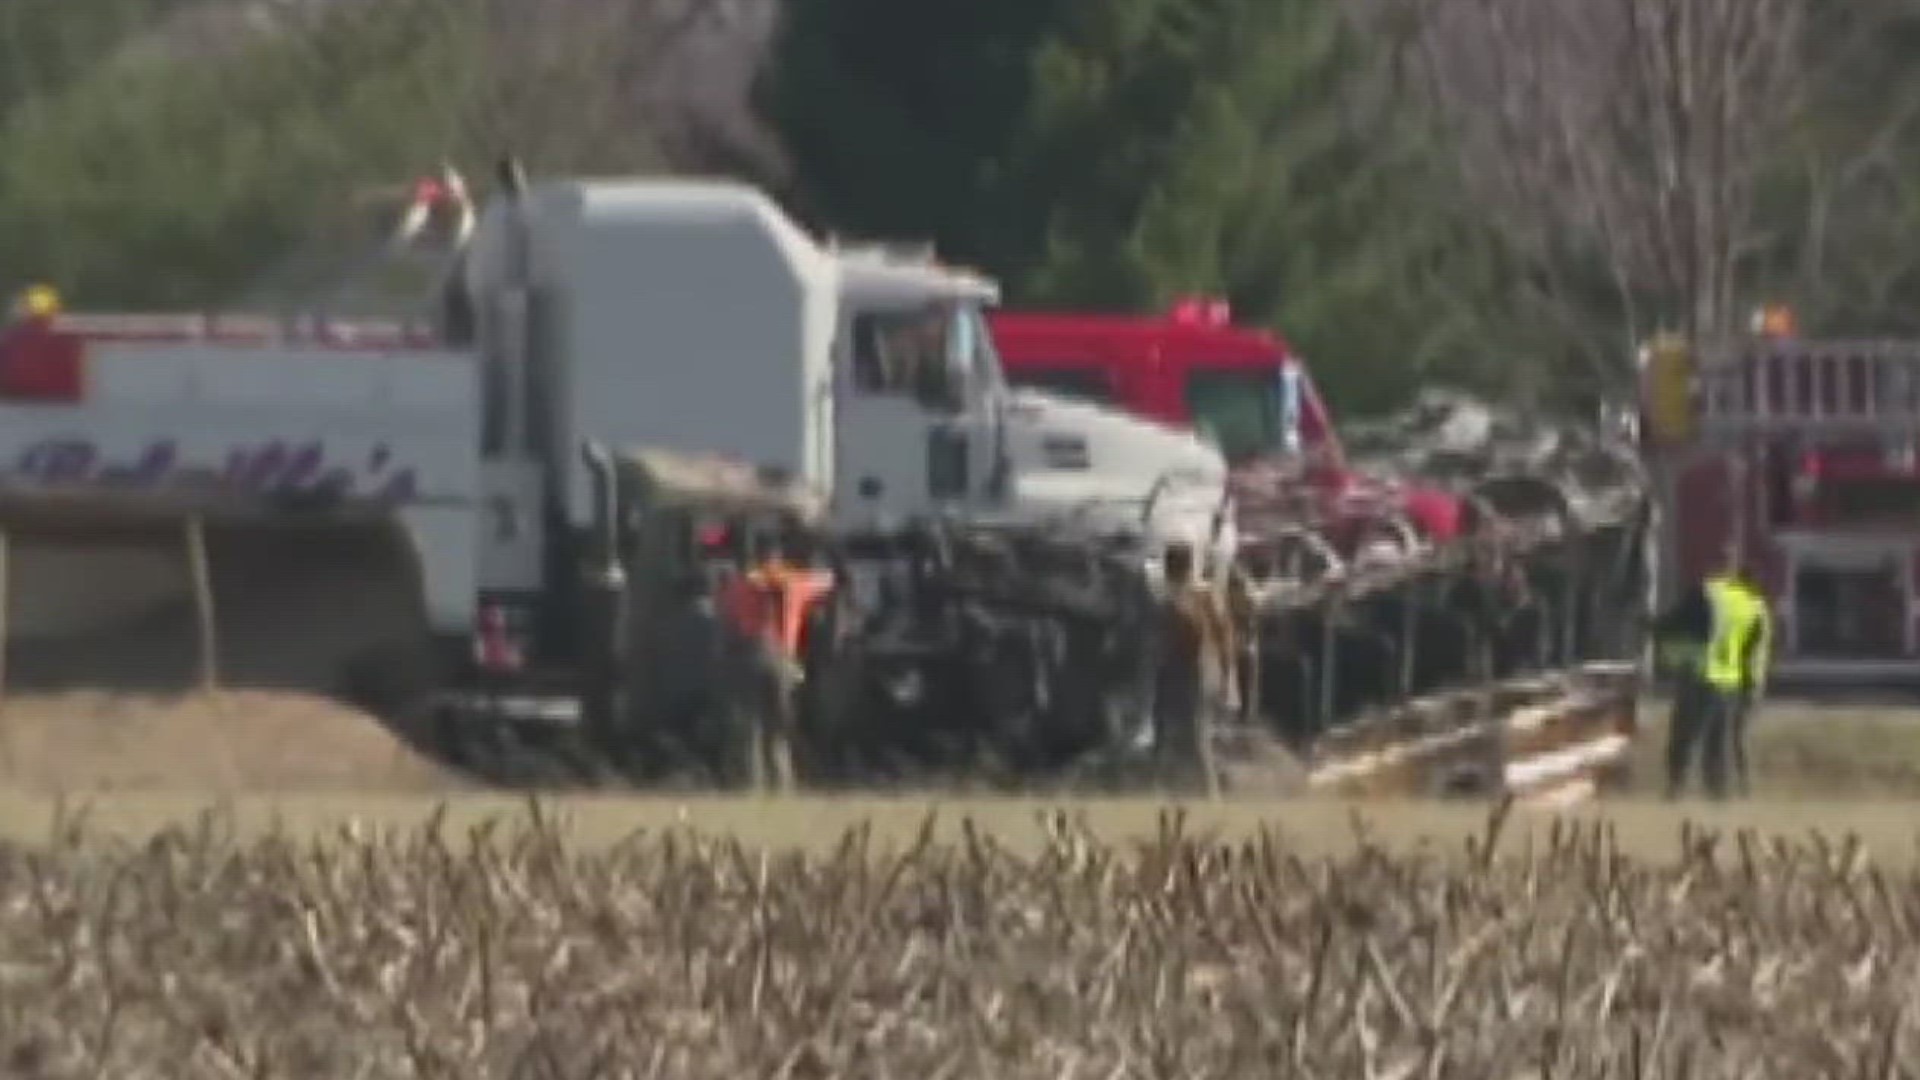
[1657,551,1769,799]
[717,530,796,791]
[1655,567,1724,799]
[718,526,835,792]
[1664,666,1729,799]
[1723,571,1773,796]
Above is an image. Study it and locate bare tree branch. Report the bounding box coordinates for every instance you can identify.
[1384,0,1812,381]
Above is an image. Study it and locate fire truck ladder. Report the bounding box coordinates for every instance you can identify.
[1697,339,1920,438]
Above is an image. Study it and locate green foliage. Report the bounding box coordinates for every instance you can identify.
[0,0,672,309]
[0,0,199,114]
[765,0,1515,411]
[991,0,1515,410]
[761,0,1920,411]
[8,0,1920,416]
[0,0,479,306]
[759,0,1064,270]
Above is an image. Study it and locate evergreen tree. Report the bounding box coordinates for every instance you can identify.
[758,0,1064,266]
[1000,0,1509,411]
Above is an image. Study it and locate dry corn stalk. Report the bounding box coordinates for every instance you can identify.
[0,804,1914,1077]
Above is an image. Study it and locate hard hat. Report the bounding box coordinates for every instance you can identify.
[18,284,59,318]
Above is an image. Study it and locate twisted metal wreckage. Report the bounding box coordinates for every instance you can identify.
[450,392,1650,801]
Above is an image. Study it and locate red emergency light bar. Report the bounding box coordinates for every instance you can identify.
[1169,295,1232,327]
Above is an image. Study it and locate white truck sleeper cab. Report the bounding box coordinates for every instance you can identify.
[460,176,1236,641]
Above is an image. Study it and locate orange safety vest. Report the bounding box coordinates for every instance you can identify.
[720,561,834,659]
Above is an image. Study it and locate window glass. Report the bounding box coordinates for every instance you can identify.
[954,304,1004,390]
[851,305,957,406]
[1812,477,1920,525]
[523,287,557,455]
[852,307,942,393]
[1185,368,1281,463]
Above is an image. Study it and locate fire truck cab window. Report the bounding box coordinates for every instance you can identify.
[1185,369,1280,463]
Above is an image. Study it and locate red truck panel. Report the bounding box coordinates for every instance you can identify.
[987,310,1335,450]
[0,319,86,402]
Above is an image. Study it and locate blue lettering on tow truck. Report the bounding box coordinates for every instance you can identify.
[9,437,419,502]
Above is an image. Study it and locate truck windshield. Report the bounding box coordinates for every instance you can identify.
[1185,369,1290,463]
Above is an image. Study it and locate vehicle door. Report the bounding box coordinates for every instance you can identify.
[834,303,959,524]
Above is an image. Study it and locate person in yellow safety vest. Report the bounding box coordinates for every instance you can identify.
[1655,550,1770,799]
[1716,570,1772,796]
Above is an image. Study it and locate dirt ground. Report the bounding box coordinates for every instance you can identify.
[0,688,1911,860]
[9,788,1920,865]
[2,687,1906,797]
[1631,692,1920,797]
[0,689,456,793]
[0,524,460,794]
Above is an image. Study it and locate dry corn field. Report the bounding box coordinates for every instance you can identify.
[0,802,1914,1078]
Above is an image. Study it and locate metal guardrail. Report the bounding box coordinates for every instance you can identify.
[1299,662,1639,803]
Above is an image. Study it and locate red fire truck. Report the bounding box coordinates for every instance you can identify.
[1642,309,1920,683]
[988,298,1336,456]
[987,298,1468,561]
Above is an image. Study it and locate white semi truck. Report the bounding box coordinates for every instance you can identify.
[0,166,1233,763]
